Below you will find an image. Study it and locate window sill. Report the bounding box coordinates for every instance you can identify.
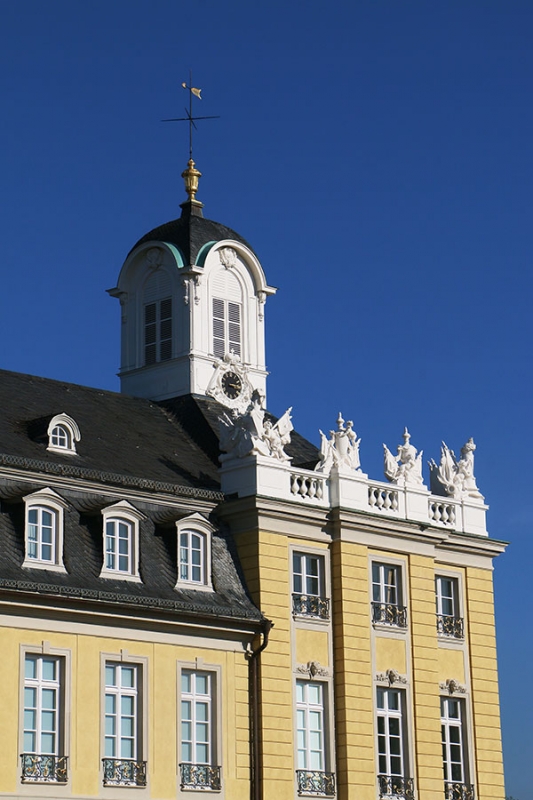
[22,559,67,573]
[372,622,408,634]
[99,570,142,583]
[175,580,214,593]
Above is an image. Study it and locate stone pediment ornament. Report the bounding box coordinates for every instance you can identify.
[296,661,331,678]
[376,669,408,686]
[219,390,293,463]
[383,427,425,488]
[440,678,466,695]
[146,247,163,270]
[429,438,484,502]
[315,412,361,474]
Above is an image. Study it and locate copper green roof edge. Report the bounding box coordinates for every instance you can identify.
[195,240,216,267]
[163,241,185,267]
[0,452,223,502]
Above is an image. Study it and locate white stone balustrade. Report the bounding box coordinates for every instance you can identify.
[220,455,488,536]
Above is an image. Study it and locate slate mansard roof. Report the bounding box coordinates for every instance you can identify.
[0,368,319,624]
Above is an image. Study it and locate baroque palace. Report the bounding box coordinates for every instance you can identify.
[0,153,505,800]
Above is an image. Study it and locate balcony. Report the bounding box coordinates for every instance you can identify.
[378,775,414,799]
[444,782,475,800]
[21,754,68,783]
[296,770,336,796]
[102,758,147,786]
[292,593,330,620]
[372,602,408,628]
[180,763,221,790]
[437,614,464,639]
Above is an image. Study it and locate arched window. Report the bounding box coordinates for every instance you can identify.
[47,414,81,455]
[211,269,243,359]
[22,489,68,572]
[105,518,133,574]
[143,270,173,366]
[100,501,143,582]
[175,515,214,591]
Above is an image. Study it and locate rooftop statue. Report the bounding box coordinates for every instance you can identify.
[219,390,293,463]
[315,413,361,473]
[429,438,483,501]
[383,428,424,487]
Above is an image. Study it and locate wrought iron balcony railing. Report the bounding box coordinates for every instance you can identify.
[444,782,475,800]
[21,754,68,783]
[102,758,147,786]
[437,615,464,638]
[292,593,330,620]
[378,774,415,799]
[372,602,408,628]
[296,770,336,796]
[180,763,221,790]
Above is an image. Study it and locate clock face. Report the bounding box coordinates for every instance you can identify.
[221,371,243,399]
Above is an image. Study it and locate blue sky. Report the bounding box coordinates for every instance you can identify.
[0,1,531,794]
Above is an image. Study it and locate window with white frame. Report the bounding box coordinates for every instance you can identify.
[175,516,213,590]
[180,670,220,790]
[23,489,67,571]
[372,563,407,627]
[292,553,329,620]
[99,502,143,581]
[296,680,325,772]
[46,413,81,455]
[376,687,413,799]
[102,662,146,786]
[441,697,469,789]
[436,576,464,638]
[22,654,67,783]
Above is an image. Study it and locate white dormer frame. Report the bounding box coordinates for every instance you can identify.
[99,501,144,583]
[22,488,68,572]
[175,513,215,592]
[47,413,81,455]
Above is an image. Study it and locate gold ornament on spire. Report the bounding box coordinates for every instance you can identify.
[181,158,202,202]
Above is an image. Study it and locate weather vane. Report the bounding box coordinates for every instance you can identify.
[162,71,219,160]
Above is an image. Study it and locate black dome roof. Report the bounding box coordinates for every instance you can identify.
[131,202,255,266]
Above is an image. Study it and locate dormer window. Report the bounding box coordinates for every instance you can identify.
[99,501,143,582]
[175,515,214,591]
[47,414,80,455]
[22,489,68,572]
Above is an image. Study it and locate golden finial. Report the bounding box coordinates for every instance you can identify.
[181,158,202,202]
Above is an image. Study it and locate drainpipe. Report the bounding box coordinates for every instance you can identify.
[249,617,273,800]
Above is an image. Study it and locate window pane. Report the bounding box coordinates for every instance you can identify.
[42,658,56,681]
[196,674,208,695]
[25,657,37,680]
[105,665,116,686]
[121,667,134,688]
[181,673,191,694]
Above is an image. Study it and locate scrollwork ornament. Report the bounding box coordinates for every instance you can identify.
[376,669,408,686]
[440,678,466,695]
[219,247,237,269]
[146,247,163,271]
[296,661,331,678]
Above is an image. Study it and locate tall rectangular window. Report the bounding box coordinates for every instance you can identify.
[180,670,221,790]
[377,688,405,778]
[22,654,67,783]
[24,655,61,756]
[296,680,325,771]
[372,563,407,627]
[436,576,463,638]
[441,697,467,785]
[104,664,139,760]
[144,298,172,365]
[293,553,321,597]
[212,298,241,359]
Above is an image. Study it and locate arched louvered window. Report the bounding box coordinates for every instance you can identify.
[143,270,172,365]
[211,269,242,359]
